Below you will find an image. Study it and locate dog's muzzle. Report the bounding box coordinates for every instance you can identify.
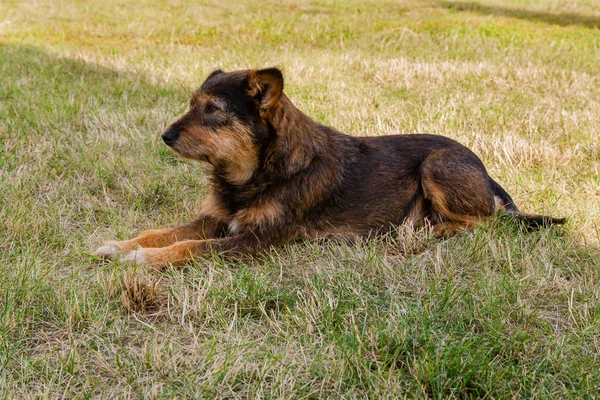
[162,130,179,146]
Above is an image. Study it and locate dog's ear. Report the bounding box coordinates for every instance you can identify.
[247,68,284,119]
[206,69,225,80]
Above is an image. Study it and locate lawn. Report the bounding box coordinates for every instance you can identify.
[1,0,600,397]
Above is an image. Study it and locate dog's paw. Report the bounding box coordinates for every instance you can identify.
[123,248,150,265]
[94,241,125,261]
[122,246,189,269]
[123,248,170,269]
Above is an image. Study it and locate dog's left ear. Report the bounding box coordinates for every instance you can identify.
[247,68,284,119]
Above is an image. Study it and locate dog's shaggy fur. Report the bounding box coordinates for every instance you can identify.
[95,68,565,268]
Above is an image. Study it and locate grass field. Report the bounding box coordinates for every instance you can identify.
[1,0,600,397]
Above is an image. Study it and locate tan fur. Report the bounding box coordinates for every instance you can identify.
[494,195,507,212]
[125,241,198,268]
[234,199,284,228]
[199,190,230,219]
[97,225,204,259]
[247,69,283,119]
[433,221,478,237]
[422,180,481,227]
[189,92,215,108]
[405,196,427,227]
[178,121,258,185]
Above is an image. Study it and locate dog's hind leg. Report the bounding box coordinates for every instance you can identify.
[94,215,229,261]
[420,149,496,237]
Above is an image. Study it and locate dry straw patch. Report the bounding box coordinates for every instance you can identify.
[119,271,166,314]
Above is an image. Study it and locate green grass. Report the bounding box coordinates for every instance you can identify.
[1,0,600,397]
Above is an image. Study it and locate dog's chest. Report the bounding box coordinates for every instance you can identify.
[228,219,243,235]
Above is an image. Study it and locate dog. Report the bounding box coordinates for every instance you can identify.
[94,68,565,268]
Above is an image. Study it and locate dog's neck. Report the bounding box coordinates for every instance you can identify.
[266,94,331,176]
[209,94,344,213]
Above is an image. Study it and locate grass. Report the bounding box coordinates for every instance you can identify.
[1,0,600,397]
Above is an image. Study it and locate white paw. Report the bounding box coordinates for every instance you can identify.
[94,242,122,260]
[123,249,149,265]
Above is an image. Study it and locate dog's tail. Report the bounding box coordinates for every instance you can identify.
[489,178,566,229]
[504,211,566,229]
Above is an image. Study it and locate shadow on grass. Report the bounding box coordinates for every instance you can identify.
[0,43,185,143]
[439,1,600,29]
[0,43,194,378]
[0,43,192,250]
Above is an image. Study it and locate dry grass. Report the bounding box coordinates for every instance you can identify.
[1,0,600,397]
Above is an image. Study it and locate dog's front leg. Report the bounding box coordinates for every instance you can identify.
[94,215,228,261]
[122,231,285,269]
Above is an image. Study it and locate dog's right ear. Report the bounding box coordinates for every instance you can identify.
[247,68,284,119]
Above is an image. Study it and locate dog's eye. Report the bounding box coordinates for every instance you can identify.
[205,102,220,114]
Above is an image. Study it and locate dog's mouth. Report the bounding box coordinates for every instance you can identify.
[166,142,212,164]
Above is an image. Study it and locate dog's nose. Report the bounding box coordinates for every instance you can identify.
[162,130,179,146]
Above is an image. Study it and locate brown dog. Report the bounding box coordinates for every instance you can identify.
[94,68,565,268]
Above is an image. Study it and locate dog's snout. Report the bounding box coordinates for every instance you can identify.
[162,130,179,146]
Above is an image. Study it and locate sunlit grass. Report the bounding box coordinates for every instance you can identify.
[1,0,599,397]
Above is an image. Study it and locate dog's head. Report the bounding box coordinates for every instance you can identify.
[162,68,284,184]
